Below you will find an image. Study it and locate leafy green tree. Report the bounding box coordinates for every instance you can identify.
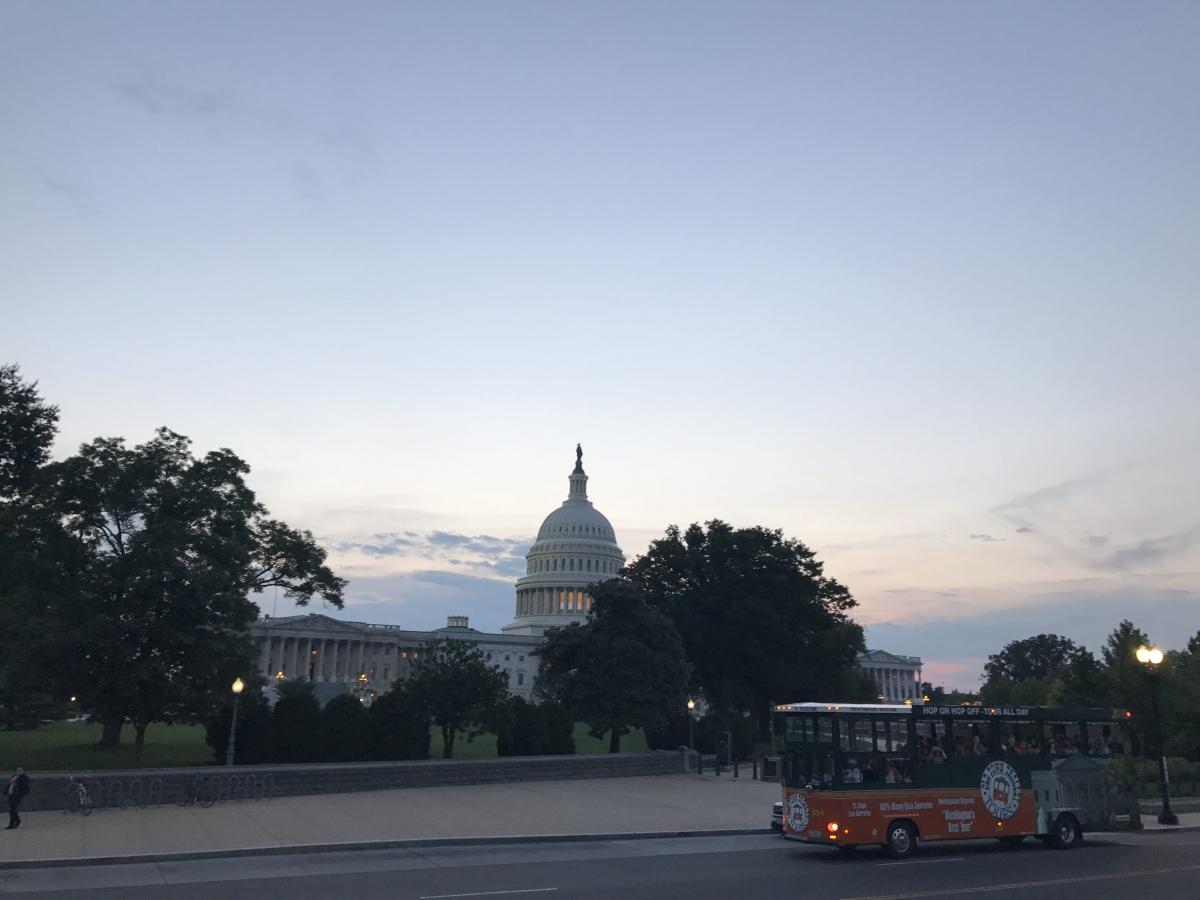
[1163,633,1200,758]
[46,427,344,750]
[1101,620,1152,741]
[368,683,431,760]
[269,678,322,763]
[540,701,576,755]
[406,638,508,759]
[496,696,548,756]
[536,580,689,753]
[205,682,273,764]
[0,365,83,731]
[319,694,371,762]
[624,520,864,739]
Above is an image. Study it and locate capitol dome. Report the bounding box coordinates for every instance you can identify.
[502,446,625,636]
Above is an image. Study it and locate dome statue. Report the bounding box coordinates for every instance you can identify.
[502,446,625,636]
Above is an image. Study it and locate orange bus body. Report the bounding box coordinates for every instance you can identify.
[781,786,1037,847]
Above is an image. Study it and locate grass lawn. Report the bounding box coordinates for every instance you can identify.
[0,721,214,772]
[2,720,650,771]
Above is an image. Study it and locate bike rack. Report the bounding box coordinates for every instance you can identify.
[147,778,165,808]
[86,779,104,810]
[262,772,274,801]
[106,779,125,810]
[127,778,146,809]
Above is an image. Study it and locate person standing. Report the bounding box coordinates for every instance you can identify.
[6,767,30,829]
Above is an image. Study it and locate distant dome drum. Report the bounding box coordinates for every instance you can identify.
[502,446,624,636]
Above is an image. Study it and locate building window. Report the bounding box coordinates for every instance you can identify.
[517,672,525,686]
[505,654,511,662]
[518,655,525,662]
[586,559,591,572]
[383,666,390,681]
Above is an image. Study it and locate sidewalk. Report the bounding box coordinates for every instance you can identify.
[1141,812,1200,832]
[0,774,778,866]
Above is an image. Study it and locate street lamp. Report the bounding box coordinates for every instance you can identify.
[687,698,696,753]
[1135,645,1177,826]
[224,677,245,767]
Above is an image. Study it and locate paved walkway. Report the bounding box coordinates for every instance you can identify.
[0,775,779,864]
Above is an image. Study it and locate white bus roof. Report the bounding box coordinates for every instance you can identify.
[773,702,915,714]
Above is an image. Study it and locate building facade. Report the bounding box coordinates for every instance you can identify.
[250,614,542,701]
[857,649,923,703]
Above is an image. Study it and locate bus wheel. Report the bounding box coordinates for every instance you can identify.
[1050,814,1080,850]
[884,821,917,860]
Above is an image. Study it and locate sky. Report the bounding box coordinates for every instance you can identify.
[2,1,1198,689]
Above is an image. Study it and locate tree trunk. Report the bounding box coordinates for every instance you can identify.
[134,723,148,764]
[98,717,124,747]
[442,725,455,759]
[608,730,620,753]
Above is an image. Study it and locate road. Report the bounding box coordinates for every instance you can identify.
[3,831,1199,899]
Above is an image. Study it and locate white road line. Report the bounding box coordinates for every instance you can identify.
[419,891,557,900]
[876,857,965,867]
[842,861,1200,900]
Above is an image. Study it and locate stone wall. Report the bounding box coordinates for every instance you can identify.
[21,750,688,812]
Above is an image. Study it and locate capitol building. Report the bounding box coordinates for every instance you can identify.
[250,446,620,701]
[249,447,920,704]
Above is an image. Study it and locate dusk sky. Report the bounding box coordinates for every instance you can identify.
[3,2,1197,688]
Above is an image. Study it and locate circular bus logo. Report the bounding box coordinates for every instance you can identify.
[786,793,810,832]
[980,761,1021,819]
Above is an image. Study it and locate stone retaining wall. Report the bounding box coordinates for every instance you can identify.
[21,751,688,812]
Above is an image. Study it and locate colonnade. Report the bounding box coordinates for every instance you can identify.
[255,635,419,684]
[864,665,922,702]
[515,587,593,617]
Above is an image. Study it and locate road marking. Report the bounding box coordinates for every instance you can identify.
[876,857,965,867]
[842,862,1200,899]
[419,890,558,899]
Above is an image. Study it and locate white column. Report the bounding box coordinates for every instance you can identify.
[332,640,342,682]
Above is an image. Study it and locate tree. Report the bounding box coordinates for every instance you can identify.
[1102,620,1153,736]
[319,694,370,762]
[0,364,58,497]
[536,580,689,753]
[46,427,345,750]
[406,638,508,759]
[269,679,322,763]
[205,683,273,765]
[0,365,81,731]
[624,520,864,739]
[495,696,548,756]
[980,634,1091,707]
[368,683,431,761]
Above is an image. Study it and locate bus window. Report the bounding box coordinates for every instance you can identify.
[786,716,815,743]
[874,720,889,752]
[884,755,914,784]
[1082,722,1110,756]
[889,718,909,752]
[916,719,949,763]
[995,720,1035,755]
[853,719,874,753]
[1048,722,1084,756]
[816,716,833,743]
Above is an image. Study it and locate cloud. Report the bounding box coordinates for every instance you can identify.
[824,533,946,552]
[1015,525,1034,534]
[865,586,1200,690]
[33,168,96,213]
[331,529,531,579]
[259,568,516,633]
[1098,526,1200,572]
[969,533,1004,542]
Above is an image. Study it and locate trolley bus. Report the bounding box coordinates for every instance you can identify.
[775,701,1124,859]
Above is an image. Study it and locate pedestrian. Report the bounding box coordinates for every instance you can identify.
[6,767,30,829]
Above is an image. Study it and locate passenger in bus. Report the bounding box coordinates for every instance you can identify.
[1107,735,1124,755]
[953,736,968,756]
[971,733,986,756]
[926,742,947,764]
[863,757,882,782]
[884,762,901,784]
[1025,737,1040,754]
[844,759,863,783]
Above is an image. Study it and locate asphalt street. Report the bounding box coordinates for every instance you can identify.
[2,831,1199,899]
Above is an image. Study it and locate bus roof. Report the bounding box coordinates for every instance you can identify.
[773,701,1122,721]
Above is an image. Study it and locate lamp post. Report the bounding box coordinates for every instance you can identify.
[224,677,245,767]
[1135,645,1177,826]
[358,672,368,703]
[687,698,696,752]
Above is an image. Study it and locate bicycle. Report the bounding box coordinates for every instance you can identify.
[65,777,94,816]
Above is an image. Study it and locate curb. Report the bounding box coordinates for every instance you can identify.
[0,828,774,870]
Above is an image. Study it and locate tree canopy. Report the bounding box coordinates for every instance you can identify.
[624,520,864,736]
[536,580,689,752]
[406,638,508,758]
